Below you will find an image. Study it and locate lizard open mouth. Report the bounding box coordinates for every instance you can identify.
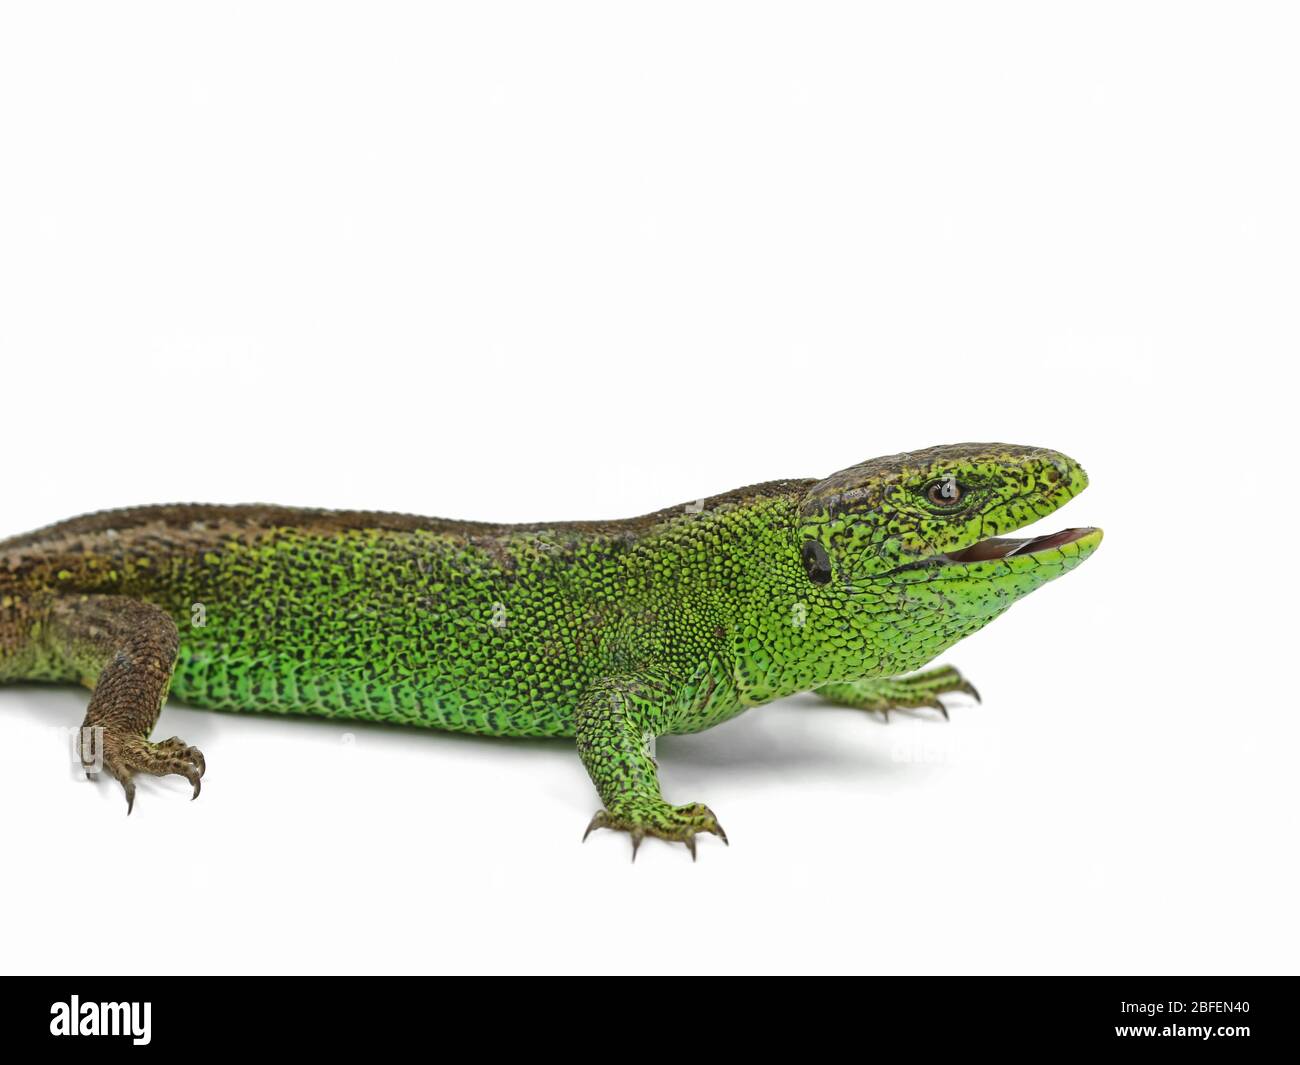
[943,526,1098,563]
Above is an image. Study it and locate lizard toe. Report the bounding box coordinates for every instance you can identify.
[583,800,727,859]
[94,735,207,812]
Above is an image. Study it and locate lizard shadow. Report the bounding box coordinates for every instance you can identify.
[1,685,931,804]
[0,683,577,808]
[658,694,925,791]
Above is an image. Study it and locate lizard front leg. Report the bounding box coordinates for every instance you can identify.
[815,665,980,721]
[575,672,726,860]
[47,595,204,812]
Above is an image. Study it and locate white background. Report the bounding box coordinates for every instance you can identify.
[0,3,1294,975]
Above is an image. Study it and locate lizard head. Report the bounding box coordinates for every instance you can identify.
[794,442,1101,672]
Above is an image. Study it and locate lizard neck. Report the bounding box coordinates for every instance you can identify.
[719,495,1005,705]
[707,493,875,704]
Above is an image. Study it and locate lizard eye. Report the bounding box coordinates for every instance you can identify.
[801,540,831,584]
[927,478,965,507]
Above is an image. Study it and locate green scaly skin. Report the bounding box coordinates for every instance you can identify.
[0,442,1101,855]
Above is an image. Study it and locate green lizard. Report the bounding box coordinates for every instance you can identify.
[0,442,1100,855]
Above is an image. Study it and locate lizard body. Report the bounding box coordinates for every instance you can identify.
[0,443,1101,853]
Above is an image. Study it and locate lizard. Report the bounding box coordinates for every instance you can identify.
[0,442,1101,856]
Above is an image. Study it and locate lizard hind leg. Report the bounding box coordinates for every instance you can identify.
[48,595,204,813]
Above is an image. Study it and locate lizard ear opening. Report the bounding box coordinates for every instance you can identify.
[801,540,832,584]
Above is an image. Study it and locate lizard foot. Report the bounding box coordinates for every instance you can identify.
[86,733,206,814]
[583,800,727,861]
[818,665,980,722]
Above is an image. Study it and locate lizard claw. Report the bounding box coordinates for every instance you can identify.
[89,734,206,814]
[583,810,610,841]
[828,665,981,722]
[582,801,727,859]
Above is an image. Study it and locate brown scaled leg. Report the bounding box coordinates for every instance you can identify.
[48,595,204,813]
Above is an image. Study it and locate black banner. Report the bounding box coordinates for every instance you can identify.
[0,977,1288,1053]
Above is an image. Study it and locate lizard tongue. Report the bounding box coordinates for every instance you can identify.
[946,537,1024,562]
[946,527,1093,563]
